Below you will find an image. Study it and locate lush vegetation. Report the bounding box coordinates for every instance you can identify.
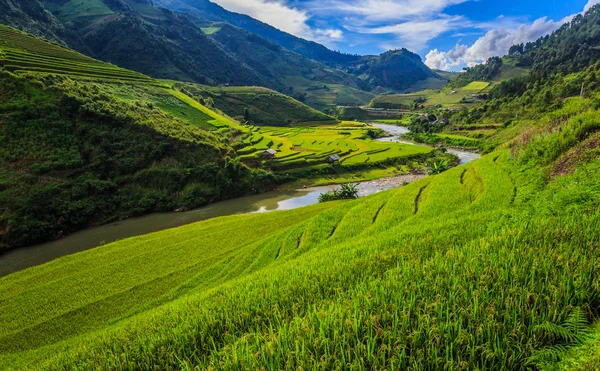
[0,70,280,252]
[1,93,600,368]
[2,3,600,371]
[1,0,443,113]
[0,26,291,251]
[0,25,451,251]
[449,56,504,89]
[318,183,359,202]
[0,25,154,83]
[156,0,443,93]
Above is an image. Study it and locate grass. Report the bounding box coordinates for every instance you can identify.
[201,27,222,35]
[286,166,413,187]
[42,0,114,23]
[177,83,334,126]
[283,75,376,110]
[370,81,490,109]
[434,133,482,147]
[2,23,600,371]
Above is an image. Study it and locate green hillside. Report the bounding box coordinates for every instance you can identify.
[0,25,280,251]
[1,93,599,368]
[176,83,335,126]
[370,81,490,109]
[236,123,433,170]
[0,25,154,83]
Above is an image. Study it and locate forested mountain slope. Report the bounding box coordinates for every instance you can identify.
[0,25,280,251]
[154,0,359,65]
[0,0,442,101]
[0,0,83,49]
[154,0,445,92]
[450,6,600,90]
[39,0,264,86]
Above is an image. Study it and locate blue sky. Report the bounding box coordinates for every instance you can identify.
[209,0,597,70]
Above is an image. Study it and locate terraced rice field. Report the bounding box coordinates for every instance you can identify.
[238,124,432,169]
[2,150,598,370]
[370,81,491,109]
[0,25,154,83]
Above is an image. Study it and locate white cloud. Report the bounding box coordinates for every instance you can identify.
[348,15,465,50]
[585,0,600,12]
[210,0,343,44]
[425,9,582,71]
[307,0,469,22]
[315,28,344,40]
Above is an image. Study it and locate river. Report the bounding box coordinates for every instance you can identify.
[0,124,480,277]
[371,123,481,165]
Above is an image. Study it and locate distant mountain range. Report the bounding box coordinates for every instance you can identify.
[0,0,446,109]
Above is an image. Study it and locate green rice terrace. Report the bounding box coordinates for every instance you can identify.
[0,25,154,83]
[237,123,432,170]
[0,25,432,174]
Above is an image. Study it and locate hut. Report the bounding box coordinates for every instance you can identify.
[327,154,341,163]
[261,149,277,159]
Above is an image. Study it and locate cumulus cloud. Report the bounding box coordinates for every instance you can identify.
[425,9,585,71]
[211,0,343,44]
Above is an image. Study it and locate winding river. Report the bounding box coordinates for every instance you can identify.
[0,124,480,277]
[370,123,481,165]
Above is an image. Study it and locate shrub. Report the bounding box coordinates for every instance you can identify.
[319,183,359,202]
[427,159,451,175]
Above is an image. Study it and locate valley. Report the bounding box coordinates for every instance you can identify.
[1,0,600,370]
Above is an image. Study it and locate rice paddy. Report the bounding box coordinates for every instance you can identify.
[0,143,598,369]
[237,123,433,169]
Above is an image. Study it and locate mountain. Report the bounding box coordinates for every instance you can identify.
[154,0,357,66]
[154,0,444,92]
[0,0,442,106]
[38,0,264,86]
[345,49,441,92]
[193,19,365,94]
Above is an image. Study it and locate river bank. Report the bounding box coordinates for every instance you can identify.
[0,124,480,277]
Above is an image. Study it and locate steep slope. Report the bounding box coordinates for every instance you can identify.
[0,26,277,251]
[0,0,85,50]
[154,0,443,92]
[154,0,357,65]
[200,21,363,91]
[37,0,264,86]
[347,49,442,92]
[176,83,334,126]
